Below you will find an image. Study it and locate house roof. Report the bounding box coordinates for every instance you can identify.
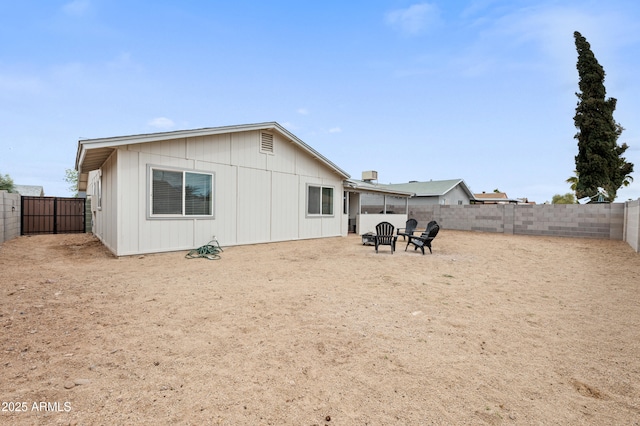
[473,192,520,204]
[475,192,508,200]
[343,179,414,197]
[75,122,350,191]
[13,184,44,196]
[384,179,475,199]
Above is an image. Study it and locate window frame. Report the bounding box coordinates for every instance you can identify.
[95,171,102,211]
[148,165,214,219]
[306,184,334,217]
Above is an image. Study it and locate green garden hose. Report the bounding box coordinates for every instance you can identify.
[185,239,223,260]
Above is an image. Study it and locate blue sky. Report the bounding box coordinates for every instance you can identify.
[1,0,639,203]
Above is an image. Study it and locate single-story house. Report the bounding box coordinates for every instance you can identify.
[75,122,354,256]
[385,179,476,206]
[75,122,410,256]
[13,185,45,197]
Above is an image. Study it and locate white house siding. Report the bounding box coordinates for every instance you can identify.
[408,186,472,209]
[230,131,268,170]
[90,128,345,256]
[129,150,191,255]
[188,134,232,164]
[271,172,300,241]
[116,149,141,254]
[87,153,118,254]
[196,161,236,245]
[445,185,472,205]
[236,167,271,244]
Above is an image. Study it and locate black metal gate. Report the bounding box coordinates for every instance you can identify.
[21,196,86,235]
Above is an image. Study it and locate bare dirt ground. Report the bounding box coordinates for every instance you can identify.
[1,230,639,425]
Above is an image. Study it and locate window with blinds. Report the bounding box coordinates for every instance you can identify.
[307,185,334,216]
[151,168,213,217]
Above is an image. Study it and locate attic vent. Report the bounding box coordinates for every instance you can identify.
[260,132,274,153]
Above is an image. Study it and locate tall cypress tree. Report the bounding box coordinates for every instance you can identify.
[573,31,633,202]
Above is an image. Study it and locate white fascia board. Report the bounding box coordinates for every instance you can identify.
[75,122,350,179]
[272,123,350,179]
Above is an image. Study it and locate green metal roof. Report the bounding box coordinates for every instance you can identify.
[344,179,414,197]
[385,179,475,198]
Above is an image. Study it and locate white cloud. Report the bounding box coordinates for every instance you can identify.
[63,0,91,17]
[148,117,175,129]
[463,4,640,83]
[328,127,342,133]
[297,108,309,115]
[385,3,441,36]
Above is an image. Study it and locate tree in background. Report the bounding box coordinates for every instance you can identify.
[552,193,577,204]
[566,170,579,192]
[64,168,79,197]
[0,172,15,192]
[573,31,633,202]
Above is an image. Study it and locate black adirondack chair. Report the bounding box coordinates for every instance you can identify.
[406,221,439,255]
[397,219,418,241]
[374,221,398,254]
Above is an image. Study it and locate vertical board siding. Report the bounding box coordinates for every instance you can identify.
[104,153,118,253]
[299,178,322,239]
[118,150,141,255]
[90,128,347,256]
[131,138,187,158]
[193,162,237,247]
[231,131,266,170]
[295,151,322,178]
[89,153,119,254]
[271,172,300,241]
[187,134,231,164]
[135,152,196,255]
[236,167,271,244]
[266,133,296,174]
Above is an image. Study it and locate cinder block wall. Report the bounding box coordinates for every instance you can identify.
[625,199,640,252]
[409,203,627,240]
[0,190,21,244]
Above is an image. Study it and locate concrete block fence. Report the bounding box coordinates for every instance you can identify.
[408,201,639,252]
[0,190,21,244]
[625,199,640,252]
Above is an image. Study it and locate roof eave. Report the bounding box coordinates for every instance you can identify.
[75,122,350,181]
[344,179,414,197]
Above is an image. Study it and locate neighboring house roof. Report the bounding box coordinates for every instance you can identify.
[473,192,509,200]
[385,179,475,199]
[75,122,350,192]
[473,192,520,204]
[13,185,44,196]
[344,179,414,197]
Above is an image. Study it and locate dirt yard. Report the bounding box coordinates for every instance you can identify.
[1,231,639,425]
